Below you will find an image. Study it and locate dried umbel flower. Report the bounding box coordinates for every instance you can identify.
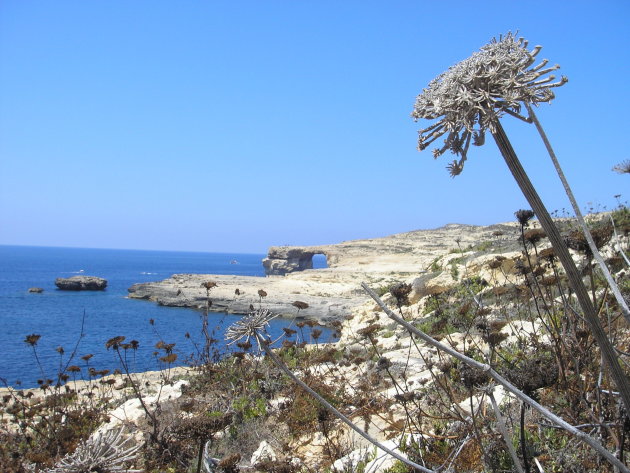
[356,323,382,339]
[538,247,556,262]
[412,32,567,176]
[44,427,141,473]
[105,336,125,350]
[389,282,412,306]
[515,209,535,226]
[488,256,506,269]
[292,300,309,310]
[282,327,297,337]
[159,353,178,364]
[523,228,546,245]
[225,308,278,347]
[612,160,630,174]
[24,334,41,346]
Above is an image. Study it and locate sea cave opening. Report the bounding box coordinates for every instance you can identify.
[312,253,328,269]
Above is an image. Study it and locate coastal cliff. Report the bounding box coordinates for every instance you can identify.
[128,222,522,323]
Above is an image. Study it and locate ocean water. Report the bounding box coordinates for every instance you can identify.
[0,245,335,388]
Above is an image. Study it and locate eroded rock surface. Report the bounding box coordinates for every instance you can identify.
[129,223,522,324]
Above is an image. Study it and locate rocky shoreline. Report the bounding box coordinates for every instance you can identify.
[128,273,365,325]
[127,222,521,324]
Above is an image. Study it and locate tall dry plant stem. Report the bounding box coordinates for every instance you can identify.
[524,102,630,323]
[487,389,525,473]
[255,333,435,473]
[491,120,630,415]
[412,32,630,416]
[361,282,630,473]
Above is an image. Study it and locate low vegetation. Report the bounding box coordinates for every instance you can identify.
[1,204,628,472]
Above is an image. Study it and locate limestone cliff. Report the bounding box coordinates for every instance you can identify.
[128,222,523,323]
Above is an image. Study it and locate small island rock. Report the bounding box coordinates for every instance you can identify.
[28,287,44,293]
[55,276,107,291]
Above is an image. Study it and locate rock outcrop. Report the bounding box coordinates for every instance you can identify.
[128,273,364,325]
[28,287,44,293]
[263,247,322,276]
[129,222,524,325]
[55,276,108,291]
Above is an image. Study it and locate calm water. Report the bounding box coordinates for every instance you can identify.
[0,246,334,388]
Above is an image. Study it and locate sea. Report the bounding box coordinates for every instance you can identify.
[0,245,334,389]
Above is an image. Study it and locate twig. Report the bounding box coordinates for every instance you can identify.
[488,388,525,473]
[525,103,630,324]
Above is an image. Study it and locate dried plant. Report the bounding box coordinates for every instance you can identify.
[223,310,436,473]
[613,160,630,175]
[412,32,566,176]
[361,282,629,472]
[225,308,278,349]
[412,31,630,415]
[44,427,140,473]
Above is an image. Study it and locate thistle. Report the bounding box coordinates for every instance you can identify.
[412,32,630,416]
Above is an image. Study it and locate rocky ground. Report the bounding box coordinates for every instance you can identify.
[6,213,629,473]
[127,222,522,324]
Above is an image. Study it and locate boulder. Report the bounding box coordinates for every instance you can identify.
[28,287,44,293]
[55,276,107,291]
[251,440,277,465]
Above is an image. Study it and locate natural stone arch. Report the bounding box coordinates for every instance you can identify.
[263,247,331,276]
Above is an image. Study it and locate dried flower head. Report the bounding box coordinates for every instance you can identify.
[389,282,412,306]
[515,209,535,226]
[24,334,41,346]
[523,228,546,245]
[282,327,297,337]
[488,256,505,269]
[44,427,141,473]
[538,247,556,262]
[612,160,630,174]
[412,32,567,176]
[292,300,309,310]
[159,353,178,364]
[225,308,277,347]
[105,336,125,350]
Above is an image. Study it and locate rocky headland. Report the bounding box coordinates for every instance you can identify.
[128,222,522,324]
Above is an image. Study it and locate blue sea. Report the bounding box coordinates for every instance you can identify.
[0,246,334,388]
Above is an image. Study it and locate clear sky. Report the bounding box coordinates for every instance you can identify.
[1,1,628,254]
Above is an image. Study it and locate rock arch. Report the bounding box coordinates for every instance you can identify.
[263,247,331,276]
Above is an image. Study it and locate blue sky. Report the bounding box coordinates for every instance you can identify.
[1,1,628,253]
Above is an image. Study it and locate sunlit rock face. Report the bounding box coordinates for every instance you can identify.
[263,247,319,276]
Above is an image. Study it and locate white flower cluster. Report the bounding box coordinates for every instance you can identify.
[412,32,567,176]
